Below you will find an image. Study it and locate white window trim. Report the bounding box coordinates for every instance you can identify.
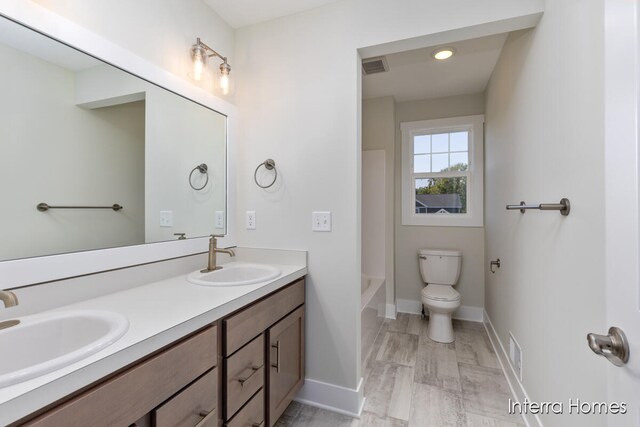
[401,115,484,227]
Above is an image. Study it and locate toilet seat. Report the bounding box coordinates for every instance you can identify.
[422,285,460,302]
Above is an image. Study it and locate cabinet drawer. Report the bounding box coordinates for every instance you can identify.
[225,389,264,427]
[153,368,218,427]
[24,326,217,427]
[224,279,304,355]
[225,334,264,419]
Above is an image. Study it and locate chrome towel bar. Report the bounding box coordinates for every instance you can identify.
[37,203,123,212]
[506,198,570,216]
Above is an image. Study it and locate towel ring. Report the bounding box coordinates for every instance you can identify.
[254,159,277,189]
[189,163,209,191]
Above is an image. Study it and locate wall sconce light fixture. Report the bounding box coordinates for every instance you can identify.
[190,37,233,95]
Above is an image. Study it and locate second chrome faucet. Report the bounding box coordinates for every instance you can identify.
[201,234,235,273]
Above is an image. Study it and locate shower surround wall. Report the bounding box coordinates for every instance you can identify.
[484,1,606,426]
[362,97,395,315]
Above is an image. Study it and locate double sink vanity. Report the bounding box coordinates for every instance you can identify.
[0,247,307,427]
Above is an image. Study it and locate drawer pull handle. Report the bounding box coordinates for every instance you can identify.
[238,365,262,387]
[271,341,280,373]
[194,408,216,427]
[252,421,265,427]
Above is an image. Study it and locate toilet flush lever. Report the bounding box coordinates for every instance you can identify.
[587,327,629,366]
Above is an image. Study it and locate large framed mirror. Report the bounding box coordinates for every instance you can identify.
[0,14,227,264]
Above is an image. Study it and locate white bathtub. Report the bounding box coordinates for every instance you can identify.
[361,275,385,374]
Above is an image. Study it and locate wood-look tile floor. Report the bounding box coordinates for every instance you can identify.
[275,314,524,427]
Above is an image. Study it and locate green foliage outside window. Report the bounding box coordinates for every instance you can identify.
[415,163,467,213]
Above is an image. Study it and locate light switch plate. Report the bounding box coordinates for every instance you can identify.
[160,210,173,227]
[246,211,256,230]
[215,211,224,229]
[312,211,331,232]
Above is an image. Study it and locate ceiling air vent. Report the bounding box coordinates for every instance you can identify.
[362,56,389,75]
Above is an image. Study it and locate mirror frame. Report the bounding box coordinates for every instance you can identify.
[0,3,236,288]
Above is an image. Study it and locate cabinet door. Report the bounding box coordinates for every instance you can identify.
[268,305,304,426]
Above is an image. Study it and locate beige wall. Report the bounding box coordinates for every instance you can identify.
[484,1,606,425]
[75,64,227,242]
[0,42,145,260]
[33,0,234,100]
[362,97,395,308]
[235,0,543,398]
[394,94,486,314]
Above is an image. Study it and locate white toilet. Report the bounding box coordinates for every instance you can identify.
[418,249,462,343]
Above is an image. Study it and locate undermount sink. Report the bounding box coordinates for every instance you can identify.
[0,309,129,388]
[187,263,281,286]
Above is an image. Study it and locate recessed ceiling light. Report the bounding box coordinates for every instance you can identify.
[432,47,456,60]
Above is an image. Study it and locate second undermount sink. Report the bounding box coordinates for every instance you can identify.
[187,263,281,287]
[0,309,129,388]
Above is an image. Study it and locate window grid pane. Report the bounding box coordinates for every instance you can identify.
[415,177,467,214]
[413,131,470,173]
[414,135,431,154]
[414,154,431,173]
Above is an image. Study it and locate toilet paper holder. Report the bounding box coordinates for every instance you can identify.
[489,258,501,273]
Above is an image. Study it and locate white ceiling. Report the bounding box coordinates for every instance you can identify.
[203,0,341,29]
[362,33,508,102]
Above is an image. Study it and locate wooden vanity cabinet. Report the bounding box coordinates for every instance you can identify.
[18,325,218,427]
[15,276,305,427]
[222,278,305,427]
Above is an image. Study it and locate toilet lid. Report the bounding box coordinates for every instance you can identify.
[422,285,460,302]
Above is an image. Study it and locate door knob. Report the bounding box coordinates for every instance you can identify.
[586,326,629,366]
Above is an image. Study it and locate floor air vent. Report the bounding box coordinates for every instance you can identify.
[509,332,523,381]
[362,56,389,75]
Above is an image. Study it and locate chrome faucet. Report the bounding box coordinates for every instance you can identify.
[201,235,235,273]
[0,290,19,308]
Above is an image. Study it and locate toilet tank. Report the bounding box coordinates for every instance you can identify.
[418,249,461,285]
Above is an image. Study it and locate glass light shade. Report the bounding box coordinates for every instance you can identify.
[217,62,233,96]
[190,44,208,81]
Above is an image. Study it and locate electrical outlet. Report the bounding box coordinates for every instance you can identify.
[246,211,256,230]
[312,211,331,232]
[215,211,224,229]
[160,210,173,227]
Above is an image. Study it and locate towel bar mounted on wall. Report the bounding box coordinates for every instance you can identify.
[37,203,123,212]
[506,198,570,216]
[254,159,277,189]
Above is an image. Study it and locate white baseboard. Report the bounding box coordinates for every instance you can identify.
[385,303,397,319]
[483,311,542,427]
[454,305,484,322]
[295,377,365,418]
[396,298,484,322]
[396,298,422,314]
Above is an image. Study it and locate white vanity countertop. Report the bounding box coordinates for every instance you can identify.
[0,248,307,425]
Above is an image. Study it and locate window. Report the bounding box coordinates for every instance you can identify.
[401,115,484,227]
